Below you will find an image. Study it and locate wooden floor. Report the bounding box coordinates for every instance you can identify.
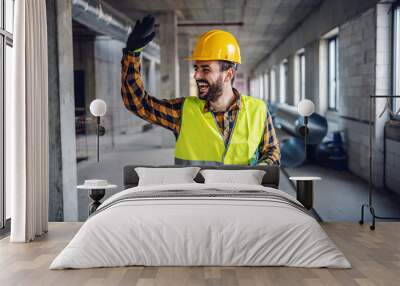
[1,222,400,286]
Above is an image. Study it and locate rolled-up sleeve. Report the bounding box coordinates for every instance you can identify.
[257,109,281,165]
[121,53,184,136]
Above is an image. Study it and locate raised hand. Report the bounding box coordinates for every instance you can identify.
[124,14,156,53]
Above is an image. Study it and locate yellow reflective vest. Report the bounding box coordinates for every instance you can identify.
[175,95,266,166]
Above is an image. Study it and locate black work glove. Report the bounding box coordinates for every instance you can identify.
[123,15,155,54]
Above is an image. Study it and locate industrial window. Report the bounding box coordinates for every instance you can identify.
[1,0,14,230]
[259,75,264,100]
[294,50,305,106]
[299,52,306,101]
[263,72,269,101]
[392,5,400,118]
[270,68,277,103]
[250,78,257,98]
[328,36,338,111]
[279,59,288,103]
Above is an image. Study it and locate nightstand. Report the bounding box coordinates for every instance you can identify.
[77,180,117,215]
[289,177,321,210]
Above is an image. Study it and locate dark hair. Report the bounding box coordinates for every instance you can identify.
[218,61,238,85]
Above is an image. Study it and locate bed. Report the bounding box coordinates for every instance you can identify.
[50,165,350,269]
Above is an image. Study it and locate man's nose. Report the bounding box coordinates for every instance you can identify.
[193,70,202,80]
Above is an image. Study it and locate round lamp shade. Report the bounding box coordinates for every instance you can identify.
[297,99,315,117]
[90,99,107,117]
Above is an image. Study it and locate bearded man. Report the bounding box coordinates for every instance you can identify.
[121,15,280,166]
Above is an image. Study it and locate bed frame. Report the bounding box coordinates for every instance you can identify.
[123,165,280,189]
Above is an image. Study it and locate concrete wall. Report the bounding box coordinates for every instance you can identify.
[338,7,377,183]
[386,139,400,192]
[304,40,322,112]
[339,8,376,121]
[339,3,393,187]
[93,37,160,139]
[72,36,162,161]
[159,12,179,99]
[178,33,191,98]
[250,0,400,190]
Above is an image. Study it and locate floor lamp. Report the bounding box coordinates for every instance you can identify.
[297,99,315,159]
[289,99,320,213]
[89,99,107,162]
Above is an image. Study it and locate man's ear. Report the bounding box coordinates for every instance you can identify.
[224,68,234,83]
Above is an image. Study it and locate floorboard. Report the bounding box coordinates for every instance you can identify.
[1,222,400,286]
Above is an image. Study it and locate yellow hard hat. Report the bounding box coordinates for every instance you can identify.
[186,29,241,64]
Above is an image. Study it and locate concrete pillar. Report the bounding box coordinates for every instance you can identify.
[56,0,78,221]
[178,33,191,98]
[275,66,281,103]
[94,37,119,150]
[159,11,179,99]
[305,40,322,111]
[270,68,277,103]
[149,60,156,96]
[318,40,328,114]
[73,39,96,113]
[287,55,296,106]
[46,0,63,221]
[47,0,78,221]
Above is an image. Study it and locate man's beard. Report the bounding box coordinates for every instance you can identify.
[197,76,224,102]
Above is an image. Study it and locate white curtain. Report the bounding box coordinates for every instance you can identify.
[8,0,49,242]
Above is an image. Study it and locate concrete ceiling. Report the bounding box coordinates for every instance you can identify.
[103,0,323,74]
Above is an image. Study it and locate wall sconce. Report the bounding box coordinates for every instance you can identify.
[297,99,315,160]
[90,99,107,162]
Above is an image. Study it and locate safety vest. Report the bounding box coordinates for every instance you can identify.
[175,95,266,166]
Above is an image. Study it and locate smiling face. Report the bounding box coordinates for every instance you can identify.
[193,60,231,102]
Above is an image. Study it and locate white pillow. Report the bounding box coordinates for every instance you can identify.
[200,169,266,185]
[135,167,200,186]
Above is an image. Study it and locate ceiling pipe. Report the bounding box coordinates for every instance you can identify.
[155,22,244,28]
[178,21,244,27]
[72,0,133,42]
[72,0,244,40]
[71,0,159,59]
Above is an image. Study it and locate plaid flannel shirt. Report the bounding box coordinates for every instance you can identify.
[121,53,280,165]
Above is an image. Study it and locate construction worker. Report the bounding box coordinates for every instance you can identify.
[121,15,280,166]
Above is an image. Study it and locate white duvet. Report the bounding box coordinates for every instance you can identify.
[50,183,351,269]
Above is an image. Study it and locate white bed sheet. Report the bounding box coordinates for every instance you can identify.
[50,183,351,269]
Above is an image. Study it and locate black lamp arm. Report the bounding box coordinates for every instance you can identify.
[95,116,106,162]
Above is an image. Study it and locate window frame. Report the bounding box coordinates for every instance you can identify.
[279,59,288,104]
[327,36,339,111]
[294,49,305,106]
[392,4,400,120]
[0,32,3,230]
[270,68,276,103]
[299,52,306,101]
[258,74,264,100]
[263,72,269,102]
[1,0,14,230]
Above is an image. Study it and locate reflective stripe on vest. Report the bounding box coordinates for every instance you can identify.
[175,95,266,165]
